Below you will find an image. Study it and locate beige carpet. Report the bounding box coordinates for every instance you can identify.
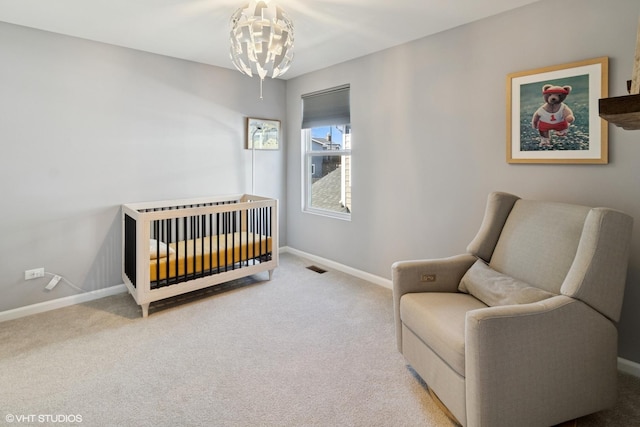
[1,253,638,426]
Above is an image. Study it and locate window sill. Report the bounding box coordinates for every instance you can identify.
[303,207,351,221]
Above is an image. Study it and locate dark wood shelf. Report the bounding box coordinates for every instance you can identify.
[599,93,640,130]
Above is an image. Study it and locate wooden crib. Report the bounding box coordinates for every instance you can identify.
[122,194,278,317]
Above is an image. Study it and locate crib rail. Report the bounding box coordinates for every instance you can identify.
[122,194,277,291]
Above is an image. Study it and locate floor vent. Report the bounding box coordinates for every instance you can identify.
[306,265,327,274]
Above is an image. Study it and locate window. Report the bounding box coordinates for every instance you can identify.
[301,85,351,220]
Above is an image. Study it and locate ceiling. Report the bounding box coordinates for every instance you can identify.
[0,0,542,80]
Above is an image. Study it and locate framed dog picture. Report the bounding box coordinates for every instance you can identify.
[506,57,608,164]
[246,118,280,150]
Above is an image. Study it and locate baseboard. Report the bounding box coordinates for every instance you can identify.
[0,284,128,323]
[280,246,393,289]
[618,357,640,378]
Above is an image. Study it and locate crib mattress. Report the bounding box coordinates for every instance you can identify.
[150,232,272,282]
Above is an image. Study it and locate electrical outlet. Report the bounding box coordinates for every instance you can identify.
[421,273,436,282]
[25,268,45,280]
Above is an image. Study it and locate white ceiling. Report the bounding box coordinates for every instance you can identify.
[0,0,542,79]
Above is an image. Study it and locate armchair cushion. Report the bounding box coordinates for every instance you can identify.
[400,292,487,376]
[458,259,556,307]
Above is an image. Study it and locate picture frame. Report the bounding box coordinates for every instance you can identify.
[506,57,608,164]
[246,117,280,150]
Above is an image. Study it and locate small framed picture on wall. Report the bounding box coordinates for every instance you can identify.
[506,57,608,164]
[246,118,280,150]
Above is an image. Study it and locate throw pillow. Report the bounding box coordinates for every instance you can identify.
[149,239,175,260]
[458,259,556,306]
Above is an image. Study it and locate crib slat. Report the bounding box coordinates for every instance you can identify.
[253,207,257,264]
[232,210,236,270]
[269,206,273,257]
[155,221,160,288]
[182,216,187,282]
[225,211,230,272]
[248,209,252,265]
[166,218,171,287]
[200,214,205,278]
[243,208,248,266]
[222,212,226,272]
[217,212,221,274]
[209,213,213,275]
[191,215,196,279]
[260,207,263,259]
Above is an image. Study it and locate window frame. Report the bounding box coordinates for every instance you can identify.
[301,128,351,221]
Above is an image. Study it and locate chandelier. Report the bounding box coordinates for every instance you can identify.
[230,1,295,99]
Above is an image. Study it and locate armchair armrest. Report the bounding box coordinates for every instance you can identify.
[392,253,476,351]
[392,254,477,295]
[465,295,618,426]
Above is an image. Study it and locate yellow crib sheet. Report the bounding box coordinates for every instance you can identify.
[150,232,272,282]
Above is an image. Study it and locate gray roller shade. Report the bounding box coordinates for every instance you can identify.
[301,85,350,129]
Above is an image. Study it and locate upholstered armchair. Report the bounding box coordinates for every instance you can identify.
[392,192,633,427]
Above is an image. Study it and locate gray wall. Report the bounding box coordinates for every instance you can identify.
[286,0,640,363]
[0,22,286,311]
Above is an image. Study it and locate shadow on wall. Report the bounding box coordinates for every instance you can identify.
[81,208,122,293]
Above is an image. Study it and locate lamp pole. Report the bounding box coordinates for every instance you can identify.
[251,126,262,195]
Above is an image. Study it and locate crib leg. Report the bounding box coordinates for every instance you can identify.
[268,269,274,281]
[141,303,149,318]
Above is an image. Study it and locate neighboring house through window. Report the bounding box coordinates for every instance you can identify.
[301,85,351,220]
